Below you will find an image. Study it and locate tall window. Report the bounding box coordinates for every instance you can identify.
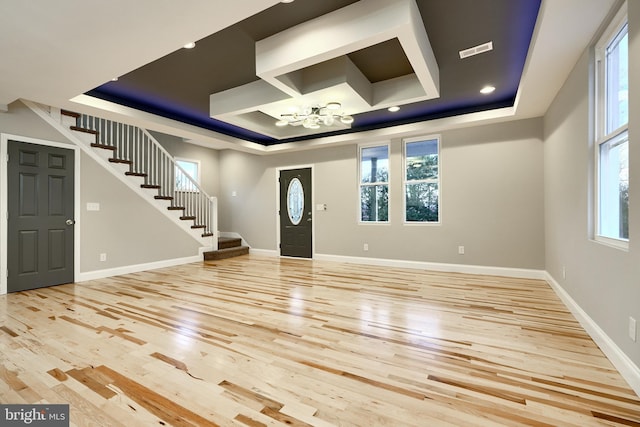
[175,158,200,192]
[359,144,389,222]
[596,4,629,245]
[404,136,440,222]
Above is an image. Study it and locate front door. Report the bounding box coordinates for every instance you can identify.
[279,168,312,258]
[7,141,75,292]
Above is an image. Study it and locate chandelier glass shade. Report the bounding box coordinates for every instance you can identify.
[275,103,354,129]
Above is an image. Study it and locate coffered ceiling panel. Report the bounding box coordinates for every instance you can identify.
[86,0,542,145]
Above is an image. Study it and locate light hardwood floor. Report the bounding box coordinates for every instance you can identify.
[0,255,639,426]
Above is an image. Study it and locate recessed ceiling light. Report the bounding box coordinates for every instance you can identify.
[183,42,196,49]
[388,106,400,112]
[111,77,118,82]
[281,0,295,3]
[480,85,496,94]
[326,102,341,110]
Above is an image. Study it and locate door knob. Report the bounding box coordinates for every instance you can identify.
[65,219,75,226]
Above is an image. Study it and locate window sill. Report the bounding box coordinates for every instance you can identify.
[593,235,629,251]
[403,221,441,226]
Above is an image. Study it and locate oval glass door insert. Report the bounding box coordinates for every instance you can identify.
[287,178,304,225]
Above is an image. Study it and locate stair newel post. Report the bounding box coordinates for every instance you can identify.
[211,196,218,250]
[145,133,150,177]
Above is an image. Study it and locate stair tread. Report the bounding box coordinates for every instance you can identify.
[142,184,161,189]
[125,171,147,177]
[109,158,133,165]
[207,246,249,253]
[91,143,116,151]
[203,246,249,261]
[61,110,80,118]
[70,126,98,135]
[218,237,241,243]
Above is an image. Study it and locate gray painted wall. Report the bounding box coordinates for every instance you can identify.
[543,1,640,364]
[219,117,545,269]
[79,150,202,272]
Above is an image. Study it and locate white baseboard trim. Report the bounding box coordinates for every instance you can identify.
[249,248,278,257]
[313,253,546,280]
[545,272,640,397]
[77,255,201,282]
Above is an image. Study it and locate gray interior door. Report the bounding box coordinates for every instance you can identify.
[279,168,312,258]
[7,141,75,292]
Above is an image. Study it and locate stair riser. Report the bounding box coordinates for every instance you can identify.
[218,239,242,250]
[203,247,249,261]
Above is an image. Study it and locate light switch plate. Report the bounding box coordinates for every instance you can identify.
[86,202,100,211]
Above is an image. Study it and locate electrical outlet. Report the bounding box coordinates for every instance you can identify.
[363,243,369,251]
[629,317,637,342]
[99,253,107,262]
[458,246,465,255]
[562,266,566,279]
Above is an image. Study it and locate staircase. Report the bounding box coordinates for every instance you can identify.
[24,100,251,261]
[204,237,249,261]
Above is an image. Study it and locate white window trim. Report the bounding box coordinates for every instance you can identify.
[358,141,391,224]
[175,157,201,192]
[593,2,628,249]
[402,134,441,225]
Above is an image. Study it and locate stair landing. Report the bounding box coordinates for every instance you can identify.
[204,237,249,261]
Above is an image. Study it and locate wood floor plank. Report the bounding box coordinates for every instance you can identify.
[0,255,638,426]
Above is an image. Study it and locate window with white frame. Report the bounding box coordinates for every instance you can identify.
[404,136,440,223]
[175,158,200,192]
[595,3,629,244]
[359,144,389,222]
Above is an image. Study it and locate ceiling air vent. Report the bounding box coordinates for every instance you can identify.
[459,41,493,59]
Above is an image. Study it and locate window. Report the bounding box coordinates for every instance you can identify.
[359,144,389,222]
[595,4,629,245]
[175,158,200,192]
[404,136,440,222]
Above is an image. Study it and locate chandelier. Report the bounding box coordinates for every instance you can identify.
[275,102,354,129]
